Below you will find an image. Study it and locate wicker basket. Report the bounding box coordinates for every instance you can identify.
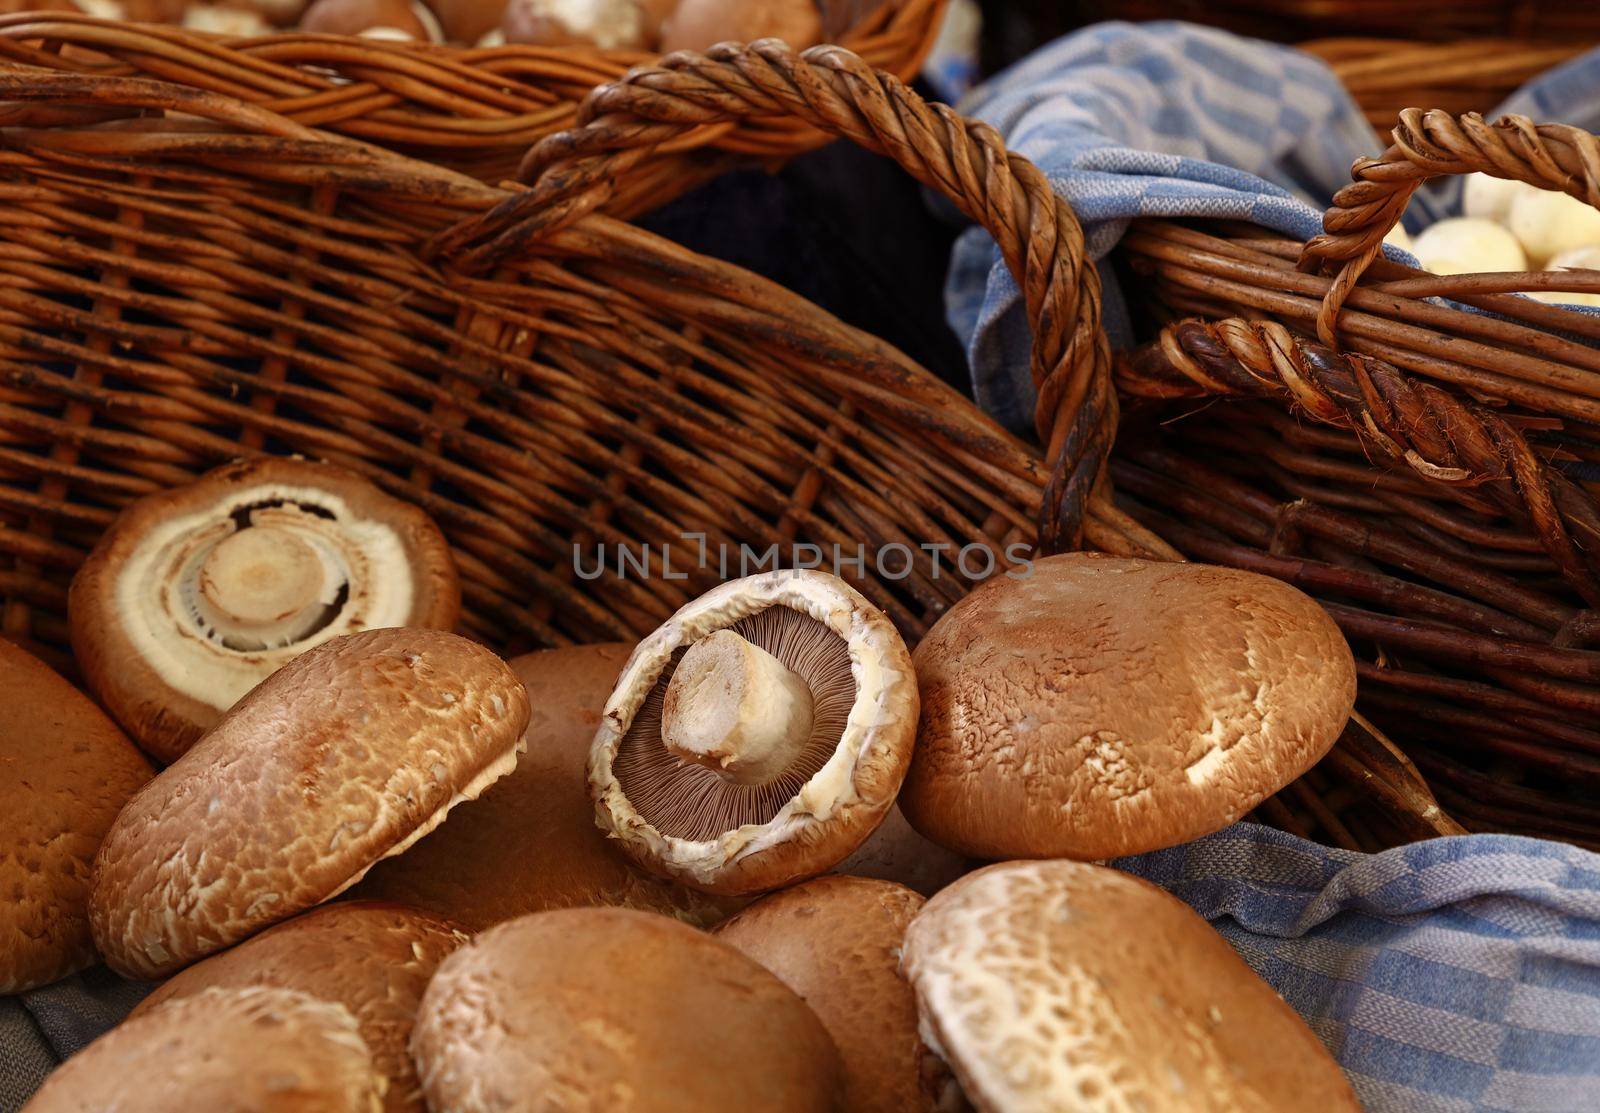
[0,2,944,205]
[1112,109,1600,850]
[1305,37,1593,130]
[1068,1,1600,43]
[0,39,1456,850]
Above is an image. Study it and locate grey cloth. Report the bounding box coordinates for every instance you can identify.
[1,969,155,1112]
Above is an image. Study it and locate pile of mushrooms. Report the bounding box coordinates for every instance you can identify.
[15,458,1385,1112]
[15,0,829,51]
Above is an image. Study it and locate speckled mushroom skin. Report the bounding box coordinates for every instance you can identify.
[354,644,743,930]
[901,554,1356,860]
[412,907,844,1112]
[130,902,468,1113]
[901,861,1360,1113]
[70,456,461,764]
[591,569,919,896]
[0,638,154,994]
[89,627,529,979]
[715,876,954,1112]
[21,986,387,1113]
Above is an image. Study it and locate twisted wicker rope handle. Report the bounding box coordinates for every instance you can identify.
[1302,108,1600,346]
[430,39,1114,554]
[1119,318,1600,608]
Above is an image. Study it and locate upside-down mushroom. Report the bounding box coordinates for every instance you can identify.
[591,569,918,896]
[69,457,460,763]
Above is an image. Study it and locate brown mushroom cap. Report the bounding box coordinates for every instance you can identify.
[21,986,386,1113]
[353,643,742,930]
[70,457,461,764]
[591,569,918,896]
[129,902,467,1113]
[300,0,444,39]
[89,627,529,980]
[660,0,821,53]
[428,0,505,42]
[902,860,1360,1112]
[499,0,648,47]
[901,553,1356,860]
[0,639,153,994]
[832,803,970,897]
[715,876,953,1112]
[412,907,843,1112]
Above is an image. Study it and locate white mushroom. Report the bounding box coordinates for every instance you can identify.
[1461,171,1533,224]
[1410,217,1527,276]
[1509,187,1600,266]
[1528,245,1600,307]
[69,457,460,763]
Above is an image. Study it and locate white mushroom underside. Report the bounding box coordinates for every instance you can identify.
[591,570,909,888]
[115,481,418,713]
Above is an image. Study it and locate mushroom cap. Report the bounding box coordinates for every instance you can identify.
[129,902,467,1113]
[428,0,505,43]
[901,861,1360,1113]
[21,986,386,1113]
[901,553,1355,860]
[0,638,153,994]
[832,803,970,898]
[89,627,529,979]
[353,643,743,930]
[69,457,460,764]
[300,0,444,39]
[715,876,952,1112]
[591,568,918,896]
[500,0,648,48]
[412,907,843,1112]
[660,0,821,53]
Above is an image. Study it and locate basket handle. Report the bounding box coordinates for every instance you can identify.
[1301,107,1600,346]
[429,40,1115,555]
[1118,317,1600,608]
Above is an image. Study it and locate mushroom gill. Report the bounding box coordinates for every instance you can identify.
[614,605,856,840]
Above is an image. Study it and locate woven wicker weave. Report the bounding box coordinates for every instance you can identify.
[1305,37,1592,130]
[0,2,944,200]
[1114,109,1600,849]
[1069,1,1600,43]
[0,39,1454,850]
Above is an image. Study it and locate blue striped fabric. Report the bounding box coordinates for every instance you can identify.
[942,20,1600,433]
[1114,824,1600,1112]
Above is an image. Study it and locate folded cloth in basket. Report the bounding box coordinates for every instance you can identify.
[1114,822,1600,1113]
[942,19,1600,434]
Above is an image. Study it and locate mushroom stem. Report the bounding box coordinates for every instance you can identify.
[661,629,815,786]
[195,526,333,651]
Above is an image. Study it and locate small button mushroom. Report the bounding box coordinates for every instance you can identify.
[354,643,745,929]
[21,987,386,1113]
[831,802,970,897]
[716,876,955,1112]
[902,861,1361,1112]
[1410,216,1527,276]
[1510,186,1600,267]
[499,0,648,47]
[301,0,445,38]
[69,458,461,763]
[899,553,1355,861]
[660,0,821,53]
[181,4,277,34]
[89,628,530,979]
[1529,244,1600,307]
[590,569,919,896]
[1461,171,1533,224]
[130,903,467,1113]
[411,908,844,1113]
[0,639,152,995]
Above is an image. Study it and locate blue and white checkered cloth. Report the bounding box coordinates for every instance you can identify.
[1115,824,1600,1113]
[944,21,1600,432]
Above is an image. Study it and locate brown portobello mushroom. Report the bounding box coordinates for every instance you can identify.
[902,553,1356,860]
[902,860,1360,1112]
[21,986,386,1113]
[69,457,460,764]
[130,902,467,1113]
[0,638,153,994]
[300,0,445,38]
[660,0,822,52]
[412,907,844,1112]
[354,644,742,929]
[89,628,528,979]
[716,876,953,1112]
[591,569,919,896]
